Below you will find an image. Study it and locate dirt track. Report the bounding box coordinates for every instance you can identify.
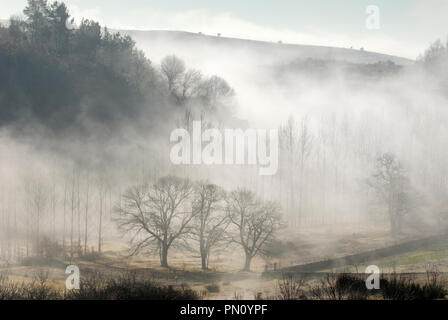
[271,233,448,273]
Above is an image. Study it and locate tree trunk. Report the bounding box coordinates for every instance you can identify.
[201,255,208,270]
[98,193,102,253]
[70,171,75,261]
[52,182,56,242]
[84,181,89,255]
[77,177,81,256]
[200,239,208,270]
[390,212,396,237]
[200,248,208,270]
[36,207,40,256]
[160,243,169,268]
[395,213,402,235]
[62,179,67,257]
[243,253,252,271]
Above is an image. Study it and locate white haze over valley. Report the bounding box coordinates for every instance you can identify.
[2,0,448,274]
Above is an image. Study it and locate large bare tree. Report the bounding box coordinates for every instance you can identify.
[115,176,194,268]
[179,69,202,103]
[191,182,229,270]
[199,75,234,111]
[368,153,416,236]
[161,55,186,93]
[227,189,281,271]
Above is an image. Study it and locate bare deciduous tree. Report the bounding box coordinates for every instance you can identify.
[62,176,68,256]
[69,169,77,260]
[279,116,298,221]
[297,116,313,225]
[161,55,186,93]
[199,75,234,111]
[84,172,90,255]
[368,153,416,236]
[26,177,47,255]
[115,176,194,268]
[97,175,106,253]
[179,69,202,103]
[227,189,281,271]
[191,182,229,270]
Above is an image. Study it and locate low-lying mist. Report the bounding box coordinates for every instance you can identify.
[2,1,448,272]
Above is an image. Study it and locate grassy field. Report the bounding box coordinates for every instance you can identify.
[2,227,448,300]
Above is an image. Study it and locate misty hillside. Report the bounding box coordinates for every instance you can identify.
[0,16,234,143]
[5,2,448,303]
[121,30,414,66]
[0,19,415,66]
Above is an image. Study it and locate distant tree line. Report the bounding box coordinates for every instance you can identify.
[274,58,403,81]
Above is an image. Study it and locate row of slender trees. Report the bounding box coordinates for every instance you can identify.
[115,176,281,271]
[0,166,117,264]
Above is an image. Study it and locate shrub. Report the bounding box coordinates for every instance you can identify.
[381,276,422,300]
[381,273,446,300]
[65,272,199,300]
[0,271,199,300]
[276,273,306,300]
[310,273,345,300]
[20,256,63,268]
[310,273,373,300]
[335,273,368,300]
[204,283,220,293]
[39,237,64,259]
[0,273,59,300]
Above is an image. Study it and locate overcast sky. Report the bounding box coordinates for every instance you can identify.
[1,0,448,59]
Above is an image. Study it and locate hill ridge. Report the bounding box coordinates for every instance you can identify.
[121,29,414,66]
